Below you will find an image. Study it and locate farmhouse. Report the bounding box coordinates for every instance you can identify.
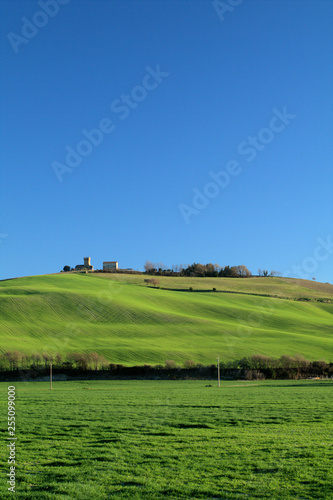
[75,257,94,271]
[103,261,118,271]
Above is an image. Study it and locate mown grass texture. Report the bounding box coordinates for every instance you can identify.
[0,380,332,499]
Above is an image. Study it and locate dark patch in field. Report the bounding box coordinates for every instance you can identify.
[150,431,173,436]
[68,424,88,428]
[29,485,57,492]
[94,438,121,443]
[178,405,221,408]
[0,288,40,295]
[172,423,212,429]
[224,420,242,426]
[47,461,77,467]
[121,481,143,487]
[253,467,279,474]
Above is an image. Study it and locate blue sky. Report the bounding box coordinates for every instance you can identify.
[0,0,332,282]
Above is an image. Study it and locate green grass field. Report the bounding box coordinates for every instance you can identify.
[0,273,332,364]
[1,380,332,499]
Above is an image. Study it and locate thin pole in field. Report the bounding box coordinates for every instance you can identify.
[50,362,53,390]
[217,357,220,387]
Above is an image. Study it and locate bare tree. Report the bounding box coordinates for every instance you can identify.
[183,360,196,368]
[144,261,155,273]
[5,351,24,370]
[55,353,62,366]
[236,265,252,277]
[98,354,109,369]
[21,353,29,369]
[194,263,205,276]
[90,352,99,370]
[230,266,239,277]
[165,360,177,369]
[42,352,51,368]
[3,351,17,370]
[149,278,160,287]
[31,352,42,367]
[70,352,89,370]
[206,263,216,276]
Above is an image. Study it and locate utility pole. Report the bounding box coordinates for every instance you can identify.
[50,362,53,390]
[217,357,220,387]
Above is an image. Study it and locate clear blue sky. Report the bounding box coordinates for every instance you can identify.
[1,0,332,282]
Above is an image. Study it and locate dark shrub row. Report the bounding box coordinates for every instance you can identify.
[145,262,252,278]
[0,353,332,381]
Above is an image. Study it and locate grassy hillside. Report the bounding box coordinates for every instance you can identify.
[0,273,332,364]
[92,273,333,299]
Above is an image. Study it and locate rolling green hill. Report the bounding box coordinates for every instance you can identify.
[0,273,332,364]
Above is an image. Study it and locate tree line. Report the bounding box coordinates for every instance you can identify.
[0,351,108,371]
[144,262,284,278]
[144,262,253,277]
[0,352,332,380]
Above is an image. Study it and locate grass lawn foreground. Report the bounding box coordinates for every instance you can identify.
[1,379,333,499]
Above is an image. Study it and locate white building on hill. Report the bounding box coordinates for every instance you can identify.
[103,261,118,271]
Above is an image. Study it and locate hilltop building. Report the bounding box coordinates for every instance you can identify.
[103,261,118,271]
[75,257,94,271]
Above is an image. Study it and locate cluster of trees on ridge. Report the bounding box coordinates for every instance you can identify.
[144,262,282,278]
[144,262,252,277]
[0,351,332,380]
